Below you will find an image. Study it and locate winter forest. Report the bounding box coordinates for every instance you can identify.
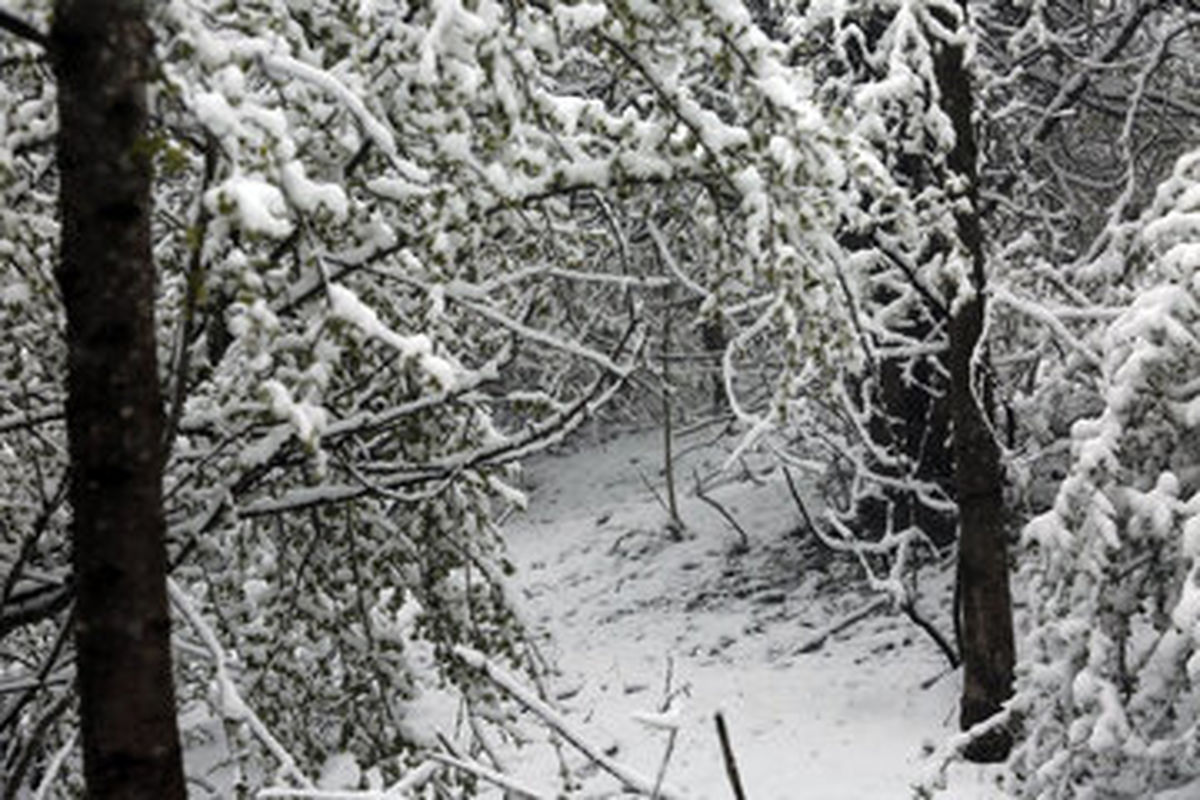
[1,0,1199,797]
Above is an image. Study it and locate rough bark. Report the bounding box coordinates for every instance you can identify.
[51,1,187,795]
[931,3,1016,763]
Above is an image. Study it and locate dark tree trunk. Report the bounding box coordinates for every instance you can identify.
[858,344,956,547]
[931,3,1016,763]
[51,1,187,795]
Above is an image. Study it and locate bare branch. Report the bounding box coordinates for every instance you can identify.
[794,596,889,654]
[0,8,47,47]
[455,646,690,800]
[0,584,71,641]
[1032,0,1162,142]
[692,469,749,552]
[900,597,961,669]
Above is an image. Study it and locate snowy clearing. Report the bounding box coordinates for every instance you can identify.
[499,425,1008,799]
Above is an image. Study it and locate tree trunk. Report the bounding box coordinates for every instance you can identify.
[51,1,187,795]
[931,3,1016,763]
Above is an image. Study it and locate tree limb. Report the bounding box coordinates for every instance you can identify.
[0,8,47,47]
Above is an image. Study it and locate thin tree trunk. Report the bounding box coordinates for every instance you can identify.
[931,2,1016,763]
[51,1,187,795]
[661,284,683,536]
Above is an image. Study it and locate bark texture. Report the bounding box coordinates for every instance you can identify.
[931,3,1016,763]
[51,1,187,795]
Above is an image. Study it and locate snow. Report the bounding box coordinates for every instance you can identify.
[496,425,1008,799]
[262,379,327,447]
[318,753,362,790]
[263,54,399,163]
[553,2,607,32]
[206,175,294,238]
[280,160,349,220]
[327,283,458,388]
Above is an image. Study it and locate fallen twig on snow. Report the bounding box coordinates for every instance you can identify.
[454,646,689,799]
[715,712,747,800]
[647,657,685,800]
[381,760,439,796]
[256,758,439,799]
[426,752,549,799]
[794,596,890,654]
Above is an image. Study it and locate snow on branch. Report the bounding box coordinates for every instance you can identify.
[1030,0,1159,143]
[450,295,634,377]
[255,759,438,800]
[166,578,315,791]
[0,8,47,47]
[991,284,1103,368]
[915,705,1015,795]
[261,55,398,163]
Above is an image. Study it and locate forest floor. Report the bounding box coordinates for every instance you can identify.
[497,423,1009,799]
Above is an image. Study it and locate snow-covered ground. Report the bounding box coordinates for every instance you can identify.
[499,424,1008,799]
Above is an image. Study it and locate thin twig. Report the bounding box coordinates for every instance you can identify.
[693,470,749,551]
[794,597,889,654]
[3,692,72,800]
[427,752,549,800]
[31,730,76,800]
[782,466,819,538]
[636,465,674,518]
[163,133,219,454]
[651,657,685,800]
[455,646,688,800]
[2,470,69,613]
[167,579,315,790]
[0,8,48,47]
[715,712,747,800]
[900,598,960,669]
[0,605,74,738]
[652,730,679,800]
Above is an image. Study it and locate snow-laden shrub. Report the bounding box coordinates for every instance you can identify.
[1009,146,1200,798]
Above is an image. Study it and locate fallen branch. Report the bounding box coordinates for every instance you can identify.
[794,596,890,654]
[427,752,550,800]
[381,760,439,797]
[651,728,679,800]
[258,791,397,799]
[714,712,747,800]
[454,646,689,800]
[0,8,47,47]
